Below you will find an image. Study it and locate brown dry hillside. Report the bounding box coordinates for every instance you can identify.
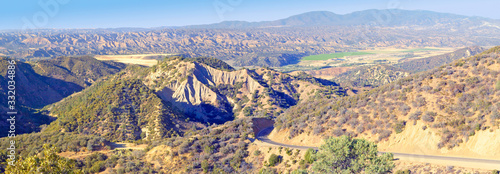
[274,46,500,158]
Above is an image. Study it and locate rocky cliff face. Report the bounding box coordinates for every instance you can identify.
[140,57,345,123]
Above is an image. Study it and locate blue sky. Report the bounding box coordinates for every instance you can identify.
[1,0,499,30]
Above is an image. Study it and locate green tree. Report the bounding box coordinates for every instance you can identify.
[393,121,406,134]
[268,154,282,166]
[5,144,82,174]
[304,148,316,164]
[311,136,394,174]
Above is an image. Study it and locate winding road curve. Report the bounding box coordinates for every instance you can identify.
[256,126,500,170]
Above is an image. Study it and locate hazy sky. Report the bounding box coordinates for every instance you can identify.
[1,0,499,30]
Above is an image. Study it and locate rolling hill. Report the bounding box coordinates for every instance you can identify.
[46,75,182,141]
[0,56,126,136]
[0,56,126,109]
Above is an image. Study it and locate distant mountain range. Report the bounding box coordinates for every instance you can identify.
[1,9,500,67]
[185,9,500,29]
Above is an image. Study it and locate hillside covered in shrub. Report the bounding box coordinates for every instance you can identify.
[0,56,126,136]
[47,74,183,142]
[276,46,500,150]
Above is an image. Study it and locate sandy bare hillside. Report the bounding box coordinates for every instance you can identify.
[378,122,500,160]
[95,54,175,66]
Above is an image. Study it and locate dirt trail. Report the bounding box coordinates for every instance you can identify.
[110,142,147,150]
[59,142,147,160]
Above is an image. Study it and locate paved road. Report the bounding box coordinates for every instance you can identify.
[257,126,500,169]
[257,126,319,150]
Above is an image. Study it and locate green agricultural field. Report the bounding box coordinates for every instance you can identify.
[302,52,374,61]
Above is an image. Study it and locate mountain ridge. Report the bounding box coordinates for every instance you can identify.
[185,9,500,29]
